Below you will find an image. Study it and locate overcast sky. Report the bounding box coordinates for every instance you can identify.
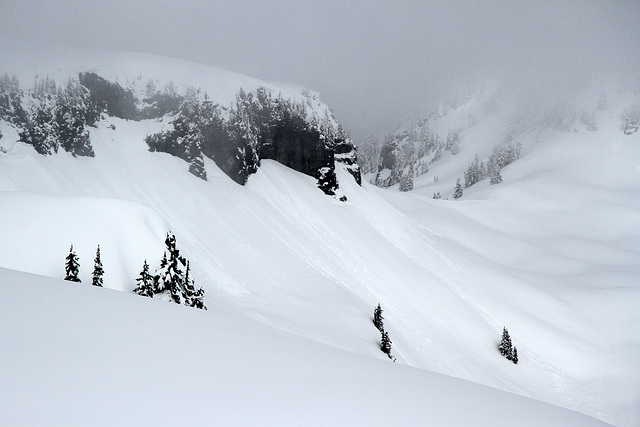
[1,0,639,139]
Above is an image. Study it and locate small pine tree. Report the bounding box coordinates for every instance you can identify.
[499,327,513,360]
[183,261,207,310]
[133,260,155,297]
[64,244,81,282]
[91,245,104,287]
[512,346,518,364]
[380,331,392,358]
[453,178,463,199]
[373,303,384,332]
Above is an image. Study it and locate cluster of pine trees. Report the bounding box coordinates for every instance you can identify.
[366,126,461,190]
[4,75,97,157]
[63,234,206,310]
[458,143,522,193]
[373,303,394,360]
[133,233,206,310]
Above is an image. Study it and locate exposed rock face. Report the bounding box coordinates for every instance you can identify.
[147,86,361,196]
[78,72,138,122]
[259,122,334,181]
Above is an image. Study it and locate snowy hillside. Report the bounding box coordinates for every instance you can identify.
[0,268,610,426]
[1,44,638,426]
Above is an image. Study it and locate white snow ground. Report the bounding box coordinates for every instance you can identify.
[0,45,638,426]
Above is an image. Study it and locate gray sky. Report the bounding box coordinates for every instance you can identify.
[1,0,639,139]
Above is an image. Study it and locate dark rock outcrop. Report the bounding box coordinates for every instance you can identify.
[78,72,138,122]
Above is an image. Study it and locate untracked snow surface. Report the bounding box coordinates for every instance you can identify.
[0,46,638,426]
[0,268,609,426]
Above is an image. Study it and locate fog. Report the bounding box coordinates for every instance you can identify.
[1,0,639,139]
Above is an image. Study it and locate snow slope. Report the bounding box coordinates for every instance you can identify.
[0,268,609,426]
[0,46,638,425]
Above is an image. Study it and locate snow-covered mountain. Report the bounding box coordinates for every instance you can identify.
[1,43,638,426]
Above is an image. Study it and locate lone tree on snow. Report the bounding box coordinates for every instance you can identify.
[373,303,384,332]
[133,259,154,297]
[499,327,518,363]
[499,327,513,359]
[453,178,463,199]
[64,244,81,282]
[91,245,104,287]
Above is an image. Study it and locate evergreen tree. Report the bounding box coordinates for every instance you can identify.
[154,233,188,304]
[453,178,463,199]
[373,303,384,332]
[398,167,414,192]
[499,327,513,360]
[380,331,392,358]
[64,244,81,282]
[183,261,207,310]
[133,259,155,297]
[512,346,518,364]
[91,245,104,287]
[489,168,503,185]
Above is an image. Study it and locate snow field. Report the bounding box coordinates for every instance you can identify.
[0,46,638,425]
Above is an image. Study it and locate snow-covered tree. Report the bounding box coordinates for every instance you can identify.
[154,233,188,304]
[597,92,608,111]
[464,154,485,188]
[512,346,519,364]
[445,130,460,155]
[133,260,154,297]
[489,168,503,185]
[91,245,104,287]
[398,169,414,192]
[621,103,640,135]
[373,303,384,332]
[183,261,207,310]
[64,244,81,282]
[453,179,463,199]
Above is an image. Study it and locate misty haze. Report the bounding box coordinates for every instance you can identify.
[1,1,639,426]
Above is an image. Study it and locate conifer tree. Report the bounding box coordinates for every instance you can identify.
[373,303,384,332]
[453,178,463,199]
[489,169,503,185]
[64,244,81,282]
[133,260,154,297]
[499,327,513,360]
[183,261,207,310]
[380,331,392,358]
[91,245,104,287]
[154,233,187,304]
[512,346,518,364]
